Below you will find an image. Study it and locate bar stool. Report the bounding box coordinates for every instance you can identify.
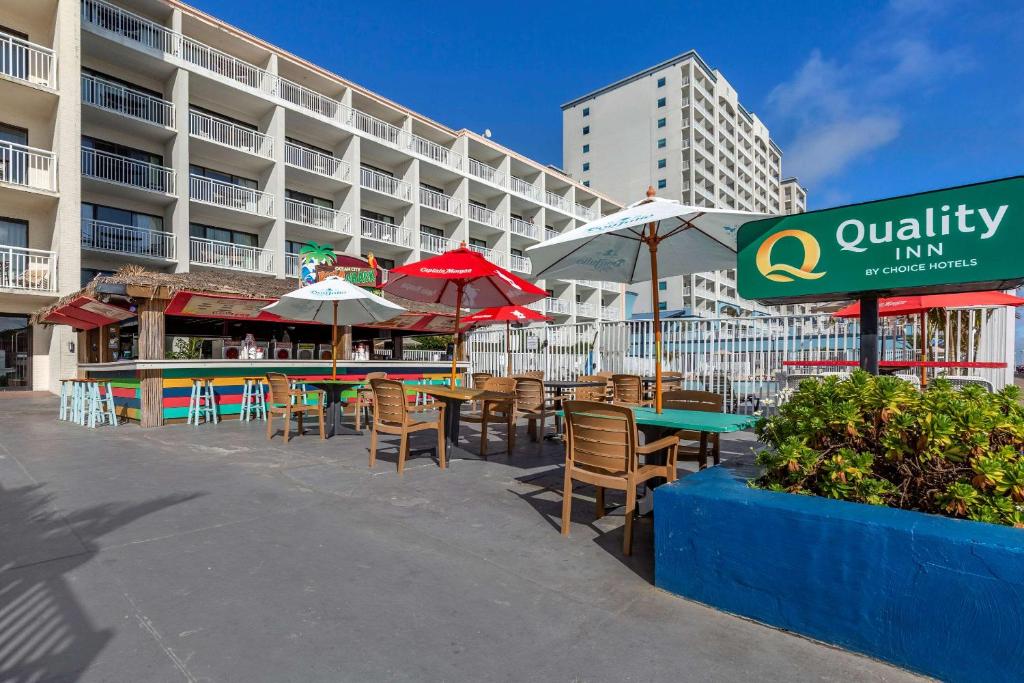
[71,379,89,426]
[58,378,76,421]
[87,381,118,428]
[188,377,218,426]
[240,376,267,422]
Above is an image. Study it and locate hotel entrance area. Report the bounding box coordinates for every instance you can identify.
[0,314,30,390]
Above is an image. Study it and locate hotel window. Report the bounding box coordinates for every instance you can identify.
[189,164,257,190]
[286,189,333,209]
[421,225,443,238]
[0,217,27,248]
[81,203,164,253]
[361,209,395,225]
[582,107,589,117]
[189,105,257,131]
[582,125,589,135]
[657,138,666,148]
[658,301,668,311]
[657,159,666,169]
[469,237,487,249]
[582,144,589,153]
[658,281,667,291]
[657,118,666,128]
[657,97,666,108]
[657,179,667,189]
[582,162,590,172]
[582,180,590,187]
[657,76,666,87]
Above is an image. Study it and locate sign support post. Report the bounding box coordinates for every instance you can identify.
[859,296,879,374]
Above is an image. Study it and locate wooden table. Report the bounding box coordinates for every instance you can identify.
[303,379,364,437]
[418,385,515,461]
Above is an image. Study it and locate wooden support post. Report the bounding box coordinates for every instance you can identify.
[340,325,353,360]
[392,334,404,362]
[137,298,169,428]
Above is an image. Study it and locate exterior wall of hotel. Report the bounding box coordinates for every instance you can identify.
[562,51,809,320]
[0,0,626,392]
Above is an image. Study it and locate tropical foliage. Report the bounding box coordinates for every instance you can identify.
[752,371,1024,527]
[298,242,337,265]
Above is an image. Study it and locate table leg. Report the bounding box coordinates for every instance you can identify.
[699,432,709,470]
[326,386,339,438]
[443,397,461,463]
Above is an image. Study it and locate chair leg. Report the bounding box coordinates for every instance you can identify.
[436,422,446,470]
[595,487,605,520]
[283,408,291,443]
[297,411,304,436]
[623,481,638,556]
[480,411,488,457]
[560,465,574,537]
[507,412,514,454]
[266,411,273,440]
[354,400,361,431]
[397,432,408,474]
[369,426,378,468]
[318,408,325,440]
[241,380,250,423]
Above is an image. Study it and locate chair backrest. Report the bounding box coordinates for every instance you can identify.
[370,378,408,425]
[265,372,291,405]
[784,373,821,390]
[661,371,683,388]
[472,372,493,389]
[483,376,517,394]
[941,375,995,392]
[575,375,607,402]
[365,371,388,381]
[611,374,643,405]
[519,370,544,380]
[893,373,922,388]
[514,376,546,411]
[563,400,636,475]
[663,389,723,442]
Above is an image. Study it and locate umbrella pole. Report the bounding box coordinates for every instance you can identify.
[450,283,464,387]
[920,311,927,387]
[647,222,663,413]
[331,300,338,379]
[506,321,512,376]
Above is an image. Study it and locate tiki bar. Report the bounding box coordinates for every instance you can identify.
[33,260,465,427]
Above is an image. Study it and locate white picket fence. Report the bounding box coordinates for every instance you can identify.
[467,309,1014,413]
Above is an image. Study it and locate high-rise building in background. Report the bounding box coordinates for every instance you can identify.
[561,50,809,319]
[0,0,626,392]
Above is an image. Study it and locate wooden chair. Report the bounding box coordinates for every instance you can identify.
[514,376,555,446]
[471,372,493,388]
[517,370,544,380]
[574,375,608,402]
[611,374,652,407]
[596,371,615,401]
[352,371,387,430]
[265,372,325,442]
[561,400,679,555]
[662,390,724,469]
[368,378,446,473]
[461,377,516,457]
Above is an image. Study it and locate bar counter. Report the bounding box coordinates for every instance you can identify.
[80,359,468,426]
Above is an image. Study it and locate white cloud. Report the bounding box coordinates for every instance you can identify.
[784,116,901,186]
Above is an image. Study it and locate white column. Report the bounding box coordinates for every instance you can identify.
[168,66,190,272]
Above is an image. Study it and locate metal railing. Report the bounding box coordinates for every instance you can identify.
[468,243,504,266]
[189,236,273,274]
[468,203,501,228]
[545,191,571,213]
[81,73,174,127]
[574,279,598,289]
[544,228,558,242]
[509,253,531,273]
[419,187,462,216]
[284,142,350,182]
[360,166,411,200]
[0,244,56,292]
[352,110,408,148]
[0,141,57,192]
[509,176,543,202]
[412,136,462,170]
[576,302,597,317]
[81,147,171,194]
[285,199,350,234]
[575,203,596,221]
[545,298,572,315]
[360,217,412,247]
[419,232,454,255]
[285,252,299,277]
[602,281,620,292]
[189,110,273,158]
[468,158,504,186]
[601,306,618,319]
[0,30,56,89]
[509,217,538,240]
[190,175,274,217]
[81,219,176,259]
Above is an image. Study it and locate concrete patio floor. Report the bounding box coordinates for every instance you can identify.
[0,396,927,682]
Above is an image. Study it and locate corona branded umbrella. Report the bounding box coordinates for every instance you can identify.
[461,305,551,375]
[834,291,1024,385]
[262,276,406,378]
[527,188,769,411]
[384,245,546,386]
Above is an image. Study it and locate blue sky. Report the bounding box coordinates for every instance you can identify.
[188,0,1023,356]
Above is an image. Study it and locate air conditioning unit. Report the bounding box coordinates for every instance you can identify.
[272,342,292,359]
[222,343,243,360]
[317,344,334,360]
[296,343,316,360]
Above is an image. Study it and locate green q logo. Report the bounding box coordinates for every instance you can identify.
[756,229,826,283]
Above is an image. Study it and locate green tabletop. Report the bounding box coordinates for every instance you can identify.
[557,407,757,433]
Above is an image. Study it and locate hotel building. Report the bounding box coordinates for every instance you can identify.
[0,0,625,392]
[561,50,809,319]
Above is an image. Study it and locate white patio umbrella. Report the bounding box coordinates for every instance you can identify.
[526,188,770,412]
[261,276,406,377]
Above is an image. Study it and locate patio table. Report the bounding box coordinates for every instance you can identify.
[418,385,515,462]
[303,379,364,438]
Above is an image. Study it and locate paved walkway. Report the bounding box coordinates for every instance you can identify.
[0,397,926,682]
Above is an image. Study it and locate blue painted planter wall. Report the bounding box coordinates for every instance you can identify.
[653,467,1024,683]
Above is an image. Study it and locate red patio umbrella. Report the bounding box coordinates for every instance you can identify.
[834,291,1024,384]
[384,245,547,386]
[460,305,551,375]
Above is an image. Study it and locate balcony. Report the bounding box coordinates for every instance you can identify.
[601,281,620,292]
[601,306,618,320]
[1,141,57,193]
[574,204,596,221]
[574,279,598,289]
[509,217,539,240]
[285,199,350,235]
[285,252,299,277]
[544,228,558,242]
[360,167,411,201]
[509,253,531,274]
[285,142,350,183]
[468,158,504,186]
[545,191,571,214]
[189,110,273,159]
[468,204,501,229]
[361,217,412,248]
[81,219,176,260]
[545,298,572,315]
[81,73,174,128]
[419,187,462,216]
[509,176,543,203]
[411,136,463,171]
[576,302,597,318]
[190,175,274,217]
[0,30,56,90]
[189,236,273,274]
[81,147,171,194]
[419,232,455,255]
[468,243,504,267]
[0,245,55,292]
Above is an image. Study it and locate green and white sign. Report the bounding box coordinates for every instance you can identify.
[737,177,1024,303]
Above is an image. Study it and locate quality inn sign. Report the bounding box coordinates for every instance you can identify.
[737,177,1024,303]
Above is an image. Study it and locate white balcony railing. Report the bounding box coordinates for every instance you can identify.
[412,136,463,171]
[509,176,543,203]
[360,167,411,201]
[468,204,501,228]
[574,279,598,289]
[81,73,174,127]
[575,203,596,221]
[601,305,618,320]
[468,158,504,186]
[361,218,412,247]
[602,281,620,292]
[545,298,572,315]
[352,109,408,147]
[190,175,274,217]
[285,252,299,277]
[468,243,504,267]
[284,142,350,183]
[544,228,558,242]
[509,217,538,240]
[189,236,273,274]
[81,147,171,194]
[0,141,57,192]
[509,253,531,274]
[285,199,350,234]
[189,110,273,158]
[419,187,462,216]
[81,219,175,260]
[0,245,55,292]
[545,191,571,213]
[0,30,56,89]
[419,232,454,255]
[576,302,597,317]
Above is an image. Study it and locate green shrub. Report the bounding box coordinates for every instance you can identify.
[751,371,1024,527]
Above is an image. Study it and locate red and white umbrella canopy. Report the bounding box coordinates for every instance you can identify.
[834,291,1024,318]
[383,246,546,308]
[460,305,550,331]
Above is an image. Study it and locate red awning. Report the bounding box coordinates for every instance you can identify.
[834,291,1024,318]
[39,296,135,330]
